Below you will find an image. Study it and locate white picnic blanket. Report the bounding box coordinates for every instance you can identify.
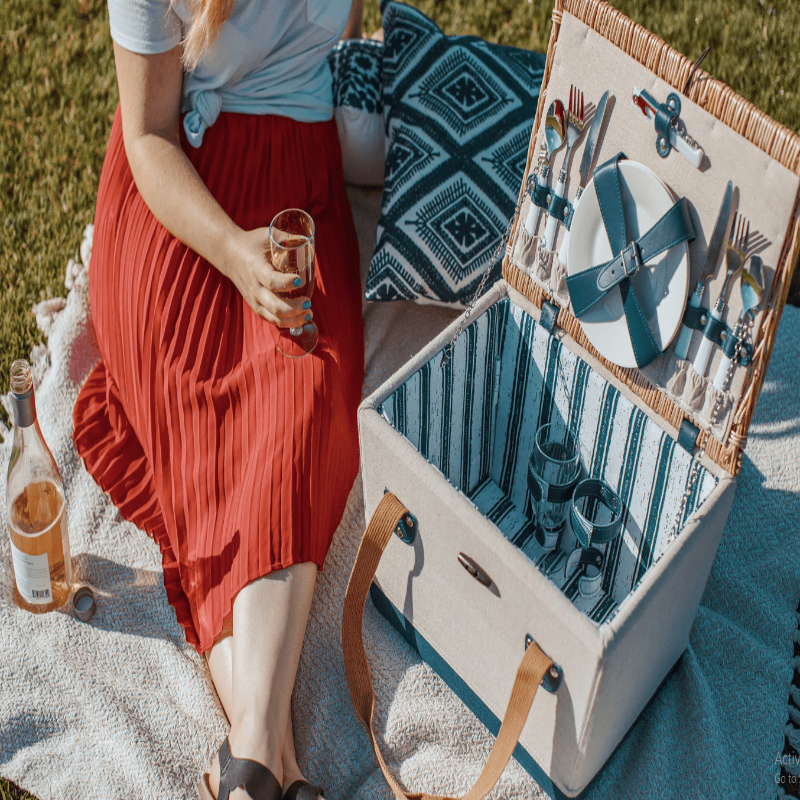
[0,187,797,800]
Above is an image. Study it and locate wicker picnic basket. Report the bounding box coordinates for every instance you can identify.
[506,0,800,478]
[344,1,800,797]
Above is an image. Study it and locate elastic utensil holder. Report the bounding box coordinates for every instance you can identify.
[526,173,576,232]
[680,305,753,368]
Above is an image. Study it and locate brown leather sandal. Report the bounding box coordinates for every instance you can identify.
[197,737,282,800]
[282,780,325,800]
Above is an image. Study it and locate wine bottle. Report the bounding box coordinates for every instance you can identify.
[5,359,72,612]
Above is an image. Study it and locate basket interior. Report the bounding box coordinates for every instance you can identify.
[379,297,718,624]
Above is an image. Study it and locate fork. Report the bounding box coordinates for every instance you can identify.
[692,212,750,376]
[543,85,585,251]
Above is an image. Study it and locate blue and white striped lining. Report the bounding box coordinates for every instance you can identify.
[380,297,718,624]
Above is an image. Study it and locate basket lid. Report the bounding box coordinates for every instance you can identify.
[503,0,800,475]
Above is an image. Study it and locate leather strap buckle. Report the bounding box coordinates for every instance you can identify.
[622,239,643,278]
[596,240,642,293]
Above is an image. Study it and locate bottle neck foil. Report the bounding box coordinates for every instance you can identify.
[11,387,36,428]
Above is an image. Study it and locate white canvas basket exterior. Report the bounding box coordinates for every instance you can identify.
[358,280,737,795]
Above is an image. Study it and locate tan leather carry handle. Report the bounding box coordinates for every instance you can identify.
[343,492,553,800]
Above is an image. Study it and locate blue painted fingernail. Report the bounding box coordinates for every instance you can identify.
[293,277,302,287]
[305,314,312,321]
[302,300,311,310]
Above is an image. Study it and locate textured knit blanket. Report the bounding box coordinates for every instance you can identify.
[0,187,798,800]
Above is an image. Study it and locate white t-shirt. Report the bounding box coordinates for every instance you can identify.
[107,0,351,146]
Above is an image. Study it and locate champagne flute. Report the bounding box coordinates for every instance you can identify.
[269,208,318,358]
[527,423,581,549]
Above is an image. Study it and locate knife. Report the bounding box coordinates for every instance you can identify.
[558,90,610,266]
[673,181,734,360]
[632,87,704,169]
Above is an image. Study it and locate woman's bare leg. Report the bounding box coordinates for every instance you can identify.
[206,634,233,718]
[205,642,317,797]
[204,562,318,798]
[280,711,308,792]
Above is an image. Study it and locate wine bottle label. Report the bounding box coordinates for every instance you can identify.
[10,541,52,604]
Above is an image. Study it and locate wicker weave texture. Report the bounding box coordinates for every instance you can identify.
[505,0,800,475]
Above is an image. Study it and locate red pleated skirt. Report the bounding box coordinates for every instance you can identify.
[72,108,364,653]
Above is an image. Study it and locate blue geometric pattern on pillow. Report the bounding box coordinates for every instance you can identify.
[327,38,383,114]
[367,1,546,306]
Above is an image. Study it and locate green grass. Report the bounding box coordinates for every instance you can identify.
[1,0,799,794]
[0,779,37,800]
[1,0,799,433]
[1,0,116,432]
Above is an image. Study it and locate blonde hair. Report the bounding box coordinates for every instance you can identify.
[178,0,235,71]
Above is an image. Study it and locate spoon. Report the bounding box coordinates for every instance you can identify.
[524,99,566,236]
[712,254,764,391]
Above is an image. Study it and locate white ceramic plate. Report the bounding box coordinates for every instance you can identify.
[566,160,690,369]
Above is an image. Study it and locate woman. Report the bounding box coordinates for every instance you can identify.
[72,0,365,798]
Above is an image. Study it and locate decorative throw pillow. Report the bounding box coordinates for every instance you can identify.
[327,38,386,187]
[367,1,546,305]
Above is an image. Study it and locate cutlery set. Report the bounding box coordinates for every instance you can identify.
[543,86,585,251]
[524,100,565,237]
[557,90,610,266]
[524,85,605,255]
[682,202,764,392]
[525,82,764,392]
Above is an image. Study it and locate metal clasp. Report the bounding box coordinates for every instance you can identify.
[457,552,493,588]
[622,240,643,278]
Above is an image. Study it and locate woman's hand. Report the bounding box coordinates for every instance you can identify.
[223,227,312,328]
[114,44,311,330]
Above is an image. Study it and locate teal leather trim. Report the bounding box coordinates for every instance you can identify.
[678,419,699,453]
[565,154,696,367]
[681,304,708,333]
[641,89,681,158]
[539,300,559,334]
[527,463,581,504]
[722,331,739,359]
[526,173,552,210]
[679,306,753,366]
[526,174,574,228]
[701,314,728,347]
[570,478,624,548]
[547,193,573,226]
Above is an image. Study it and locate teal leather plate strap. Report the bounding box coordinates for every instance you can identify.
[565,154,696,367]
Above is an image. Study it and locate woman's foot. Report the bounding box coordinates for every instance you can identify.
[206,736,283,800]
[280,780,325,800]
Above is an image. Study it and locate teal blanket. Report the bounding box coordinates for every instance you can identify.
[581,305,800,800]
